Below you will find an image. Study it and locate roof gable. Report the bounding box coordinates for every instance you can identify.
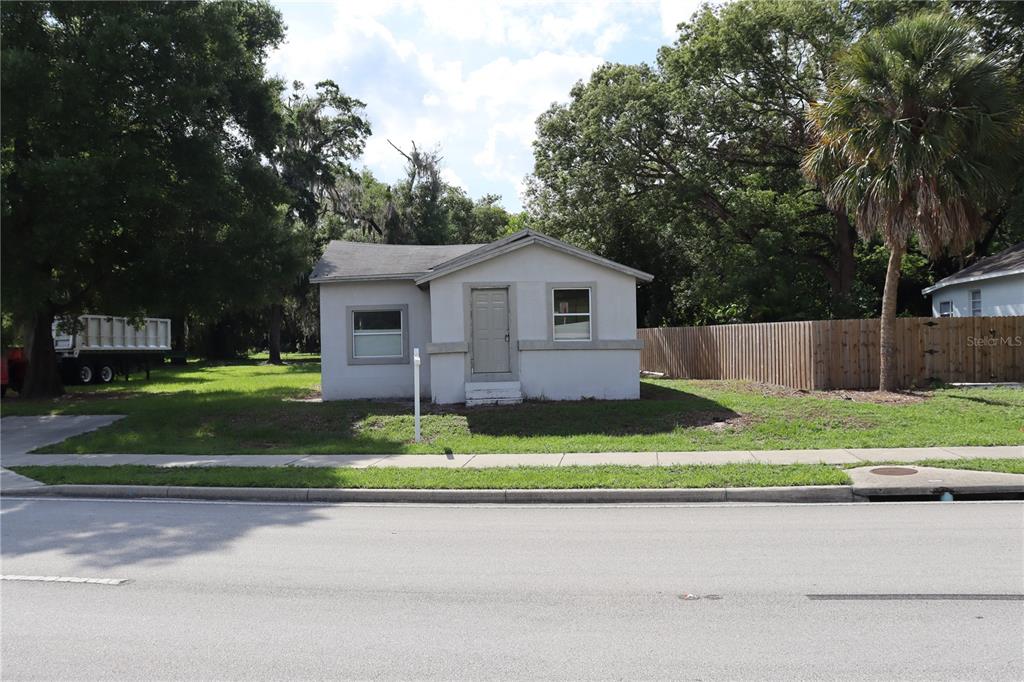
[922,242,1024,294]
[412,229,655,284]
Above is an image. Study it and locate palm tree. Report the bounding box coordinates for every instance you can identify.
[803,12,1023,391]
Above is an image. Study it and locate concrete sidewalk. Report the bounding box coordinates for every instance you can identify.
[1,445,1019,470]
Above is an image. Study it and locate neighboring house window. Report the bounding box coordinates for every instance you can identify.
[970,290,982,317]
[938,301,953,317]
[352,309,403,358]
[552,288,591,340]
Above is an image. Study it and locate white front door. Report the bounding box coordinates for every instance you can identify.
[471,288,511,374]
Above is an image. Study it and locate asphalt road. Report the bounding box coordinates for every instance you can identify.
[2,498,1022,681]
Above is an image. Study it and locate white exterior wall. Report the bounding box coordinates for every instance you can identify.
[319,280,430,400]
[930,274,1024,317]
[428,244,641,404]
[518,350,640,401]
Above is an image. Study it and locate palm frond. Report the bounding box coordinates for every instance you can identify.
[802,11,1024,255]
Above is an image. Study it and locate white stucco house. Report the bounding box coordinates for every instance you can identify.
[922,242,1023,317]
[310,229,654,405]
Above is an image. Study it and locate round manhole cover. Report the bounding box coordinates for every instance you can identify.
[870,467,918,476]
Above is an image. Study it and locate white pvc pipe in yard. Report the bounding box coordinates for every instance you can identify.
[413,348,421,442]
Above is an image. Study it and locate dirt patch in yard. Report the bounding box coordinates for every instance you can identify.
[282,385,323,402]
[697,413,760,432]
[822,390,928,405]
[639,409,759,434]
[698,381,929,405]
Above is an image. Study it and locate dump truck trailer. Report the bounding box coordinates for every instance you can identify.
[54,315,172,384]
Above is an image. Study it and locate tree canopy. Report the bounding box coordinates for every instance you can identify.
[526,0,1024,327]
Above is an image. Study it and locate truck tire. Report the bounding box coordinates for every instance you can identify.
[79,365,94,384]
[99,365,114,383]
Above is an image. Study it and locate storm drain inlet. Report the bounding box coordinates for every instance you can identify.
[807,593,1023,601]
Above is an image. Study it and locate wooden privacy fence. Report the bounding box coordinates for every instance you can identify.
[638,316,1024,390]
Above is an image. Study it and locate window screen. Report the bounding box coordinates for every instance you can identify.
[553,288,591,340]
[352,309,403,358]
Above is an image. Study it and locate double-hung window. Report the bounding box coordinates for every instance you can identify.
[552,288,592,341]
[351,309,404,360]
[970,290,982,317]
[938,301,953,317]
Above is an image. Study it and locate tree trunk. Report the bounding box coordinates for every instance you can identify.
[268,303,283,365]
[209,320,229,359]
[170,312,188,352]
[832,210,857,316]
[167,311,189,365]
[20,309,64,399]
[879,243,905,392]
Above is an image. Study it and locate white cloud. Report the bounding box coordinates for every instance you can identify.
[440,167,465,189]
[268,3,399,87]
[432,51,601,116]
[659,0,706,38]
[595,23,628,54]
[415,1,617,52]
[268,1,666,210]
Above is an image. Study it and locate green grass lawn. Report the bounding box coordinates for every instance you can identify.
[15,459,1021,490]
[2,355,1021,455]
[10,463,851,489]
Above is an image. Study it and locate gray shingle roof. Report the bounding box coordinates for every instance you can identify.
[310,229,655,284]
[922,242,1024,294]
[309,241,484,282]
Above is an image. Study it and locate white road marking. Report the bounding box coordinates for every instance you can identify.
[2,575,130,585]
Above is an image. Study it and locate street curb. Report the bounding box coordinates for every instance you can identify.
[5,483,1020,504]
[851,484,1024,498]
[1,484,860,504]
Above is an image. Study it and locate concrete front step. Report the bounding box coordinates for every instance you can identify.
[465,380,523,406]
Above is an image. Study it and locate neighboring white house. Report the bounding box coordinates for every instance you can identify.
[922,242,1023,317]
[310,229,654,405]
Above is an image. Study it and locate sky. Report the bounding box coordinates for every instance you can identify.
[267,1,705,212]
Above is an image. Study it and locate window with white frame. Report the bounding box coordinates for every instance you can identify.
[938,301,953,317]
[552,288,591,341]
[970,290,982,317]
[352,309,403,358]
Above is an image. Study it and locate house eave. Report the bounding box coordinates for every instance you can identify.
[310,273,424,285]
[921,267,1024,295]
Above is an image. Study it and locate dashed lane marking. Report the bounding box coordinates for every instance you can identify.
[2,575,130,586]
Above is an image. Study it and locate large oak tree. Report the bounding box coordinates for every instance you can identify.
[2,1,288,396]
